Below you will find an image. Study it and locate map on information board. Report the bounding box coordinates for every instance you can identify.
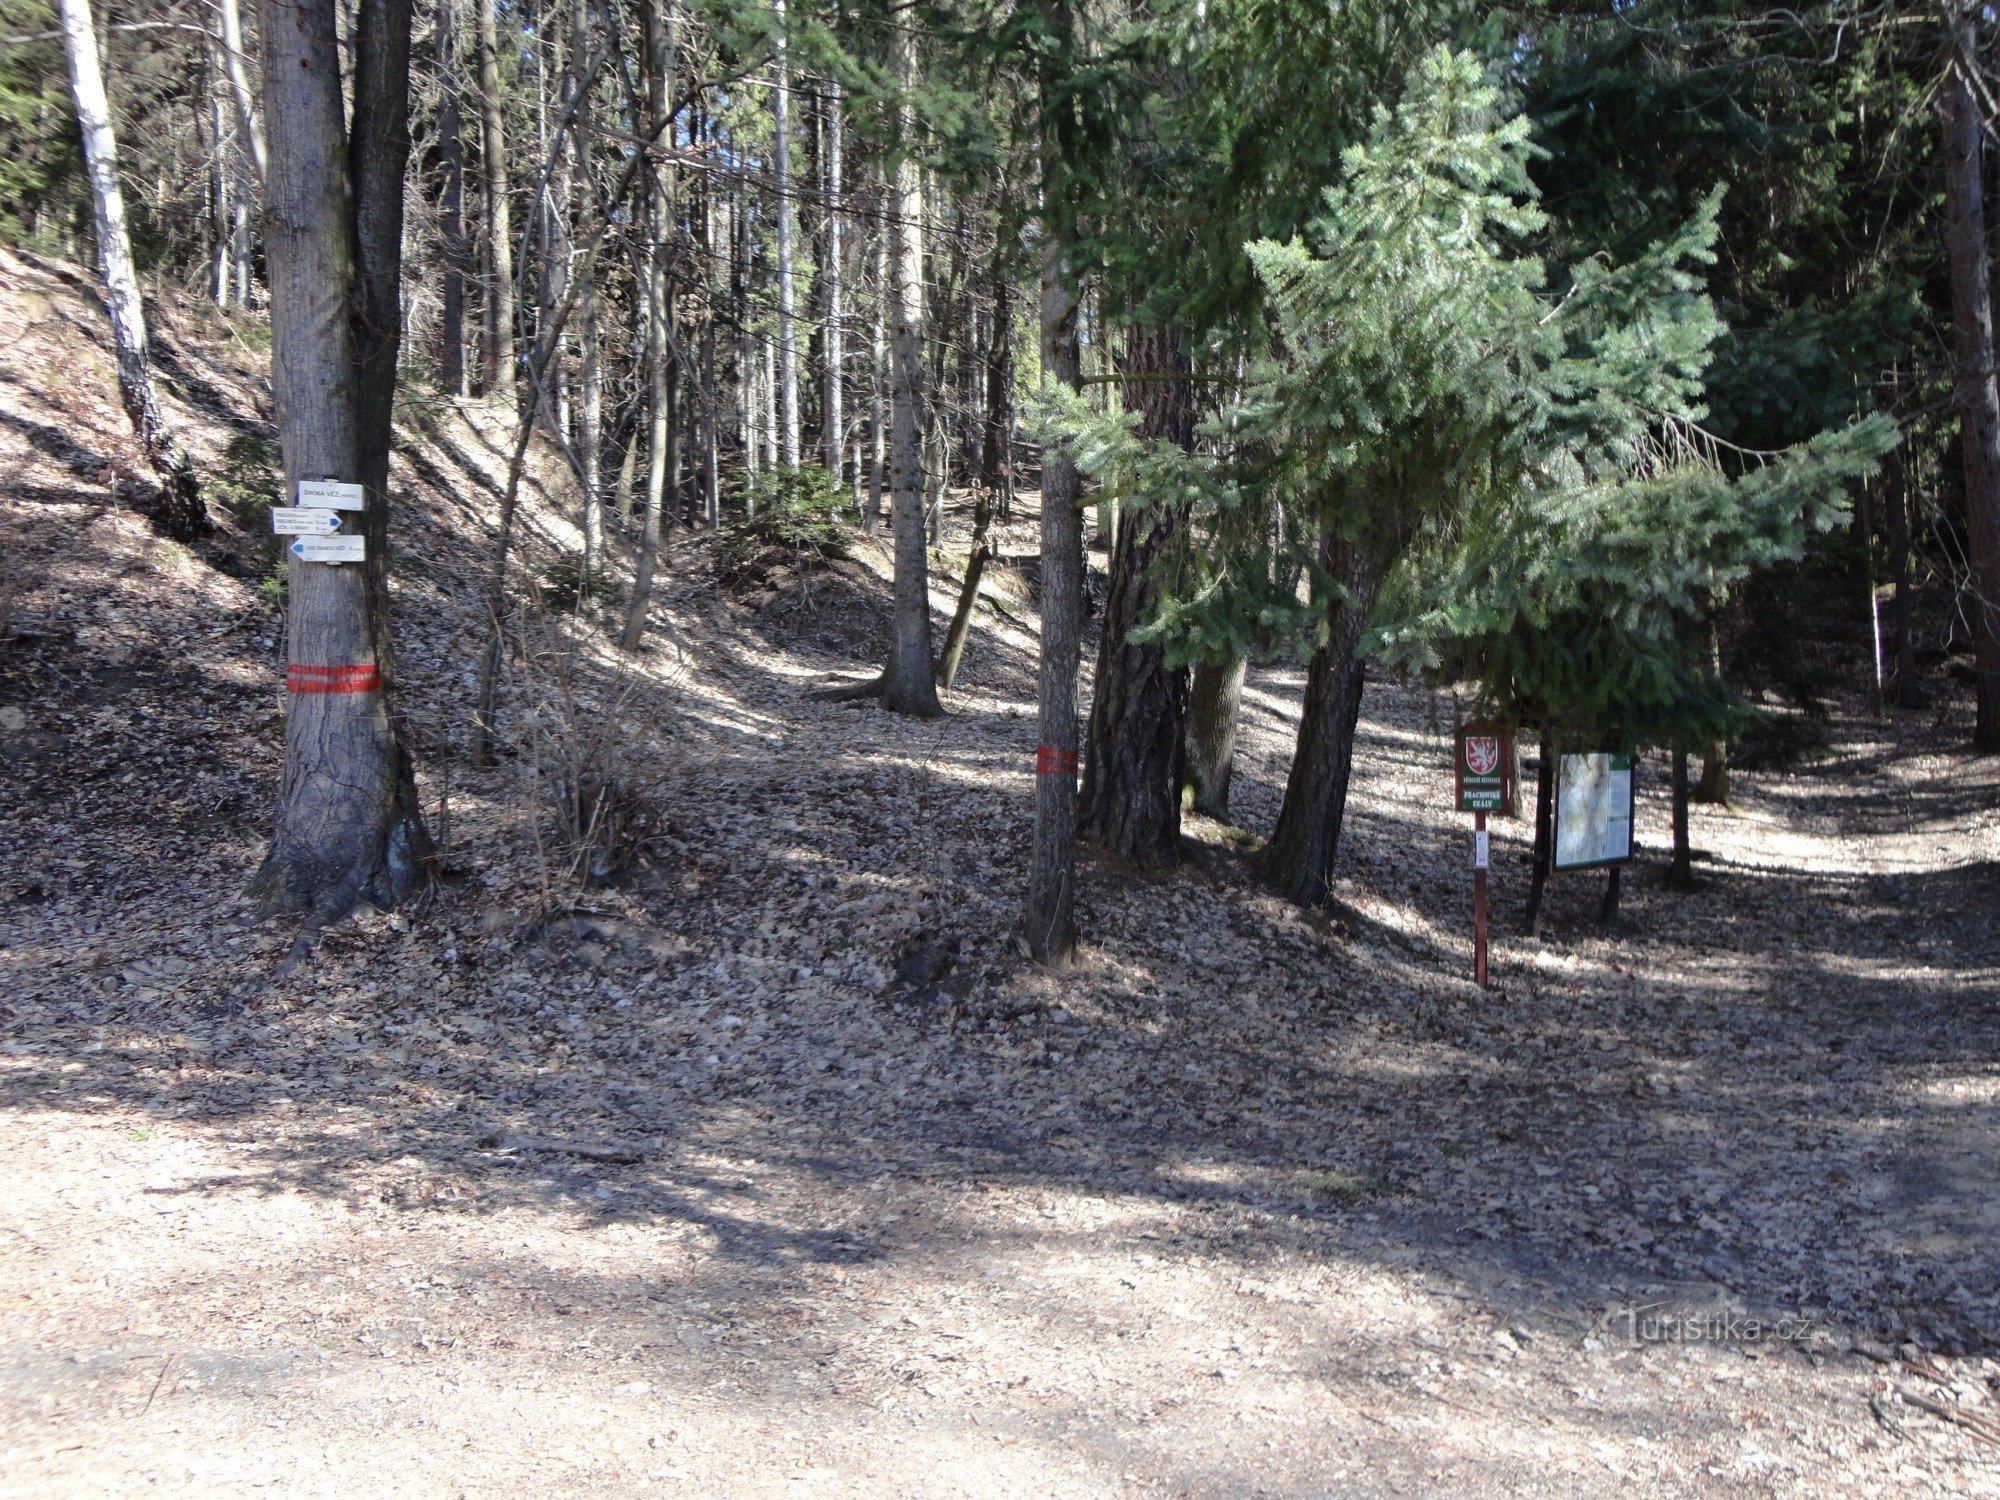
[1554,752,1633,870]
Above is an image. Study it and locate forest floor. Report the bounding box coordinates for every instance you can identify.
[4,248,2000,1497]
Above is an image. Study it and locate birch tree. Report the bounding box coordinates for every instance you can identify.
[476,0,516,399]
[879,15,942,715]
[57,0,208,541]
[772,0,800,467]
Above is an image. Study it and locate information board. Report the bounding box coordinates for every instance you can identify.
[1554,752,1634,870]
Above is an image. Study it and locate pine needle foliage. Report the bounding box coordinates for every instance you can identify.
[1044,44,1895,745]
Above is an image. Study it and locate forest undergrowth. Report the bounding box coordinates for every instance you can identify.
[3,252,2000,1495]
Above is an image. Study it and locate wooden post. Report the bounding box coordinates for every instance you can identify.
[1473,809,1489,987]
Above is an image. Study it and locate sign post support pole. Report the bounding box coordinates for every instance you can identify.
[1473,810,1489,988]
[1455,717,1508,992]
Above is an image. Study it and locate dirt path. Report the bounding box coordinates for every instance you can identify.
[4,250,2000,1496]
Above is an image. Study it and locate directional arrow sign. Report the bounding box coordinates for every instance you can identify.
[291,535,366,564]
[271,507,342,535]
[297,479,365,511]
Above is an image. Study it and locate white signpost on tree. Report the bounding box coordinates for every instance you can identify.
[271,507,342,534]
[290,534,366,564]
[296,479,365,511]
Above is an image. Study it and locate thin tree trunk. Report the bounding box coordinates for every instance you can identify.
[1185,654,1244,820]
[217,0,267,185]
[58,0,208,541]
[250,0,429,914]
[1022,188,1084,961]
[979,239,1011,499]
[1260,539,1379,907]
[880,21,941,717]
[620,0,676,652]
[772,0,799,467]
[700,123,719,528]
[866,228,886,532]
[476,0,515,400]
[821,72,843,478]
[1694,622,1729,804]
[1943,5,2000,748]
[208,46,231,307]
[569,0,600,577]
[1079,323,1192,868]
[436,0,467,393]
[1669,743,1694,889]
[1888,444,1923,708]
[1524,731,1555,936]
[935,487,990,690]
[1695,744,1729,804]
[231,117,254,303]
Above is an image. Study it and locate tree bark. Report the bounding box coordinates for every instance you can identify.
[208,44,232,307]
[569,0,601,575]
[1184,653,1244,820]
[879,20,941,716]
[1942,6,2000,748]
[772,0,800,468]
[979,238,1013,514]
[1888,443,1923,708]
[1669,743,1694,888]
[935,487,991,690]
[435,0,467,394]
[1022,210,1084,961]
[1259,540,1378,907]
[216,0,267,185]
[1694,743,1729,805]
[1079,323,1192,869]
[58,0,208,542]
[619,0,677,653]
[821,72,844,479]
[476,0,515,400]
[251,0,430,915]
[866,228,886,533]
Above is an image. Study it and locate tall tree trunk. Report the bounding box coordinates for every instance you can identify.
[476,0,515,400]
[699,109,719,528]
[1260,539,1379,907]
[821,72,844,478]
[1079,324,1192,868]
[879,22,941,716]
[620,0,676,652]
[217,0,267,185]
[1888,443,1923,708]
[979,238,1011,502]
[1694,621,1729,804]
[1942,6,2000,748]
[230,116,255,304]
[208,46,232,307]
[1184,653,1244,820]
[435,0,467,394]
[58,0,208,542]
[772,0,800,467]
[251,0,430,915]
[569,0,600,576]
[1022,196,1084,961]
[866,228,887,533]
[1669,743,1694,889]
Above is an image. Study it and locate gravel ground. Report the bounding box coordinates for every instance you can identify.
[3,246,2000,1497]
